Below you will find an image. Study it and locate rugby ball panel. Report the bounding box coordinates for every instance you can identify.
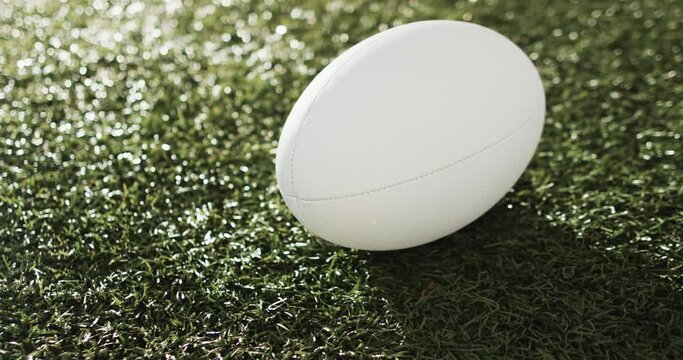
[291,109,543,250]
[281,21,543,201]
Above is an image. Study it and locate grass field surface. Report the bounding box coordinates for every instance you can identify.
[1,0,682,358]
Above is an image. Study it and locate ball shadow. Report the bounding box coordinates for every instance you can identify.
[362,204,681,358]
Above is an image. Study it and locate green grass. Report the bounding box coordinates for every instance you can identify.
[1,0,682,358]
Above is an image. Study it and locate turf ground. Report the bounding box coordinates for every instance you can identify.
[1,0,682,358]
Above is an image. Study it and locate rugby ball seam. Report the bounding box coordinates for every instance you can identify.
[285,106,543,202]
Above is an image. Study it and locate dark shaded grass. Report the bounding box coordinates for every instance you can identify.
[1,0,682,358]
[369,207,682,359]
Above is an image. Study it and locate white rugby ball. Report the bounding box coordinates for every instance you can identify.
[276,20,545,251]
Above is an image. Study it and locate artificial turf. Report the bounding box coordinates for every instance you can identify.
[1,0,682,358]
